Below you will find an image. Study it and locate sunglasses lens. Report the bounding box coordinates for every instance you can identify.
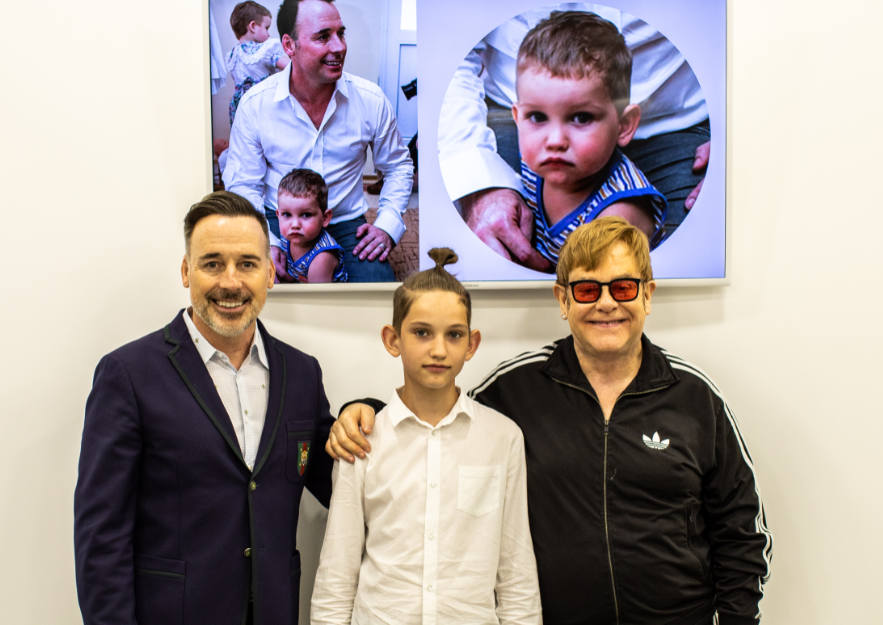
[610,280,639,301]
[573,282,601,303]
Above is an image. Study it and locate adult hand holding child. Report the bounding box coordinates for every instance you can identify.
[458,188,552,272]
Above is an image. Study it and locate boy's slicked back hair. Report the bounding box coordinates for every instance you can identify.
[392,248,472,332]
[556,216,653,286]
[230,1,272,39]
[517,11,632,112]
[278,168,328,212]
[277,0,336,40]
[184,190,270,258]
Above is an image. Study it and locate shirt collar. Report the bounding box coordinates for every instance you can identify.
[181,309,268,369]
[273,64,347,102]
[386,388,476,429]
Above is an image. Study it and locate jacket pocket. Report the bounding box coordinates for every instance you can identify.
[457,465,501,517]
[134,553,185,625]
[286,420,316,483]
[684,501,710,579]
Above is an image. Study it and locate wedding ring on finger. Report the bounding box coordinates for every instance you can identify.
[378,243,385,250]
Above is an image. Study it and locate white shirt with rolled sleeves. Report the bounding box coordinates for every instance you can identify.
[311,390,541,625]
[224,65,413,246]
[437,4,708,201]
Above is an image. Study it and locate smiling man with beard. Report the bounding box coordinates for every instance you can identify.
[224,0,413,283]
[75,191,335,625]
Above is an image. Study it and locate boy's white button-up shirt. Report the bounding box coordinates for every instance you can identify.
[311,390,541,625]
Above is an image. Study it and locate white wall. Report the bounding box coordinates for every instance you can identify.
[2,0,881,623]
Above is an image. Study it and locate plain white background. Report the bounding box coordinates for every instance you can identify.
[1,0,881,623]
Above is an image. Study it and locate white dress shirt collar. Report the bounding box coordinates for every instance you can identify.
[386,388,476,429]
[181,309,269,369]
[271,63,350,104]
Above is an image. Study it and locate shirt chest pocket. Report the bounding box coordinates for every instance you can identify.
[457,465,501,517]
[286,420,315,483]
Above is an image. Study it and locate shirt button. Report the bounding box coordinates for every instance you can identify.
[431,430,437,437]
[430,481,437,488]
[244,548,252,557]
[427,585,433,591]
[429,533,435,540]
[245,410,249,415]
[250,481,257,491]
[262,384,266,389]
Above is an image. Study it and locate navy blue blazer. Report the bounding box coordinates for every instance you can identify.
[74,312,334,625]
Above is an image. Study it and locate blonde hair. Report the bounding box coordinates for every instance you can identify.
[392,248,471,331]
[556,217,653,286]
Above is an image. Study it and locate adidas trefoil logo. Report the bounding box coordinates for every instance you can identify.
[642,431,670,450]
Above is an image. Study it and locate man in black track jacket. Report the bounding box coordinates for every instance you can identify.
[329,217,772,625]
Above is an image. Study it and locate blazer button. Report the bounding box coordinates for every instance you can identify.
[244,548,252,557]
[250,481,257,491]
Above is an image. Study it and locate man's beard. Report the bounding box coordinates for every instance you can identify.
[193,289,263,339]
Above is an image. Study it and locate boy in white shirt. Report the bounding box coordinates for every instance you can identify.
[311,248,541,625]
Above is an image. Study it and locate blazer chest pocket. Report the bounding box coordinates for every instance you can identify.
[134,553,185,625]
[286,420,316,483]
[457,465,501,517]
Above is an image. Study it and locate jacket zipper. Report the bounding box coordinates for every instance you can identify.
[603,418,619,625]
[551,378,670,625]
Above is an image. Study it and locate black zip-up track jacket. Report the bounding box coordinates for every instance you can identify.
[467,335,772,625]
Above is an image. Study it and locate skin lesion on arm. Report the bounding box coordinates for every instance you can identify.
[597,200,656,240]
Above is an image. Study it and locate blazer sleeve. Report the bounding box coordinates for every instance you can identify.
[306,357,336,508]
[703,400,773,624]
[74,354,142,625]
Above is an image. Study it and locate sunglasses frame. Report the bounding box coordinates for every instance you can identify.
[568,278,643,303]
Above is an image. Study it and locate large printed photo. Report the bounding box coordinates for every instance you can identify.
[420,0,727,282]
[204,0,726,286]
[208,0,418,284]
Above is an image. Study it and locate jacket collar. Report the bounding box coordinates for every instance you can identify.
[164,310,286,478]
[540,334,679,396]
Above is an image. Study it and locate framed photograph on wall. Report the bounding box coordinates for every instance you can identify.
[205,0,728,288]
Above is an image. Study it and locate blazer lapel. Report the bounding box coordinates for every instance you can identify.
[164,312,246,467]
[251,320,285,479]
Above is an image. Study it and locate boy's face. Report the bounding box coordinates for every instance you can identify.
[513,67,639,193]
[276,192,331,247]
[250,15,272,43]
[385,291,480,394]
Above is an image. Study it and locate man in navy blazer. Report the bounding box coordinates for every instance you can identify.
[74,191,334,625]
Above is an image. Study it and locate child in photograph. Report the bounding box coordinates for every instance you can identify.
[226,1,289,124]
[513,11,668,264]
[275,169,347,283]
[311,248,541,625]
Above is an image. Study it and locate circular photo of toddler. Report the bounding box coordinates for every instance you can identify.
[437,3,709,271]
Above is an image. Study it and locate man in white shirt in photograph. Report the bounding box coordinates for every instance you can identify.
[224,0,413,282]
